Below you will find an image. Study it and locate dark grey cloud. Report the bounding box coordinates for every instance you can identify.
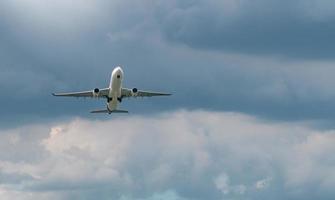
[1,111,335,200]
[156,0,335,59]
[1,0,335,127]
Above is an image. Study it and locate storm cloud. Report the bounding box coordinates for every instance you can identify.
[0,0,335,126]
[156,0,335,58]
[1,0,335,125]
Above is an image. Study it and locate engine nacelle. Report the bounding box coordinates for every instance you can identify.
[93,88,100,97]
[131,88,138,96]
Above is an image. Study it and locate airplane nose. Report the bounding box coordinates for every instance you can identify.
[113,66,123,79]
[114,66,121,72]
[118,67,124,74]
[113,66,123,78]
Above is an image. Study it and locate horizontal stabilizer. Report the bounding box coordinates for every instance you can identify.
[90,109,109,113]
[90,109,128,114]
[112,109,129,113]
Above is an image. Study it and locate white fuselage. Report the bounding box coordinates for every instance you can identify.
[107,66,124,111]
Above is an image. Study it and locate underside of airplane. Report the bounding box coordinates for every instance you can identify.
[53,66,171,114]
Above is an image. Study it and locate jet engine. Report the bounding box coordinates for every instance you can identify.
[131,88,138,96]
[93,88,100,97]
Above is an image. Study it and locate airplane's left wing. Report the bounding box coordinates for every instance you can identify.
[121,88,171,98]
[52,88,110,98]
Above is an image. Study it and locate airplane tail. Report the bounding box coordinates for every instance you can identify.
[90,109,128,114]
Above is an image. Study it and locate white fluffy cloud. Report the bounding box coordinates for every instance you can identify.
[0,110,335,199]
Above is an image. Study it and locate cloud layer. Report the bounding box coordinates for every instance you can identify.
[2,0,335,125]
[1,110,335,199]
[156,0,335,58]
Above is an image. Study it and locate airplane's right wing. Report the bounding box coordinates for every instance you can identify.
[121,88,171,98]
[53,88,110,98]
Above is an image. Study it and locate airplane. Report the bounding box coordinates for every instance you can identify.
[52,66,171,114]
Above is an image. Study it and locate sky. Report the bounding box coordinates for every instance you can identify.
[1,0,335,199]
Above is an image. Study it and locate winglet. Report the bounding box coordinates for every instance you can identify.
[52,93,63,96]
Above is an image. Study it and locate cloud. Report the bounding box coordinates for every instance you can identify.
[155,0,335,58]
[119,190,187,200]
[214,173,230,194]
[255,177,272,190]
[214,173,247,195]
[0,110,335,199]
[2,0,335,126]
